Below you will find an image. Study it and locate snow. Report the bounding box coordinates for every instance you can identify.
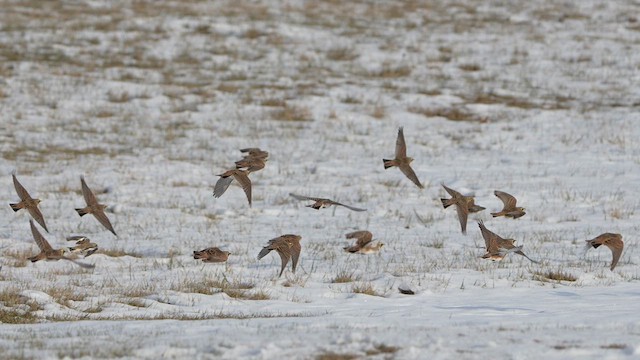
[1,0,640,358]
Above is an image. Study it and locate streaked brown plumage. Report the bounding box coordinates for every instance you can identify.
[193,247,231,263]
[240,148,269,160]
[585,233,624,271]
[213,169,252,206]
[28,220,95,269]
[441,184,485,234]
[235,157,266,173]
[66,236,98,257]
[343,230,373,253]
[477,220,537,263]
[289,193,366,212]
[75,176,118,237]
[491,190,526,219]
[257,234,302,277]
[382,127,423,189]
[10,173,49,233]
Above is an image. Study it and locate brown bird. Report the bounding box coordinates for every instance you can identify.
[235,157,266,173]
[66,236,98,257]
[240,148,269,160]
[257,234,302,277]
[213,169,252,206]
[441,184,485,234]
[193,247,231,263]
[10,173,49,233]
[585,233,624,271]
[491,190,526,219]
[477,220,537,263]
[343,230,373,253]
[289,193,366,212]
[383,127,423,189]
[27,220,95,269]
[75,176,117,237]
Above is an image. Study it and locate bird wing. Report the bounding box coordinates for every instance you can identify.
[213,176,234,198]
[454,202,469,234]
[274,242,292,277]
[606,236,624,270]
[12,174,32,201]
[334,201,367,212]
[346,231,373,247]
[92,209,117,236]
[398,164,423,189]
[478,220,502,253]
[290,239,301,273]
[442,184,462,199]
[29,220,53,252]
[494,190,518,210]
[232,171,252,206]
[395,127,407,158]
[80,176,99,206]
[28,206,49,233]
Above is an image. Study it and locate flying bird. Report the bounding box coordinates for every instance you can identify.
[66,236,98,257]
[27,220,95,269]
[585,233,624,271]
[343,230,383,254]
[235,157,266,173]
[441,184,485,234]
[477,220,537,263]
[213,169,252,206]
[10,173,49,232]
[75,176,118,237]
[491,190,526,219]
[193,247,231,263]
[239,148,269,160]
[289,193,366,212]
[257,234,302,277]
[382,127,423,189]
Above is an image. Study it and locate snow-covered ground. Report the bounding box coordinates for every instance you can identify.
[1,1,640,358]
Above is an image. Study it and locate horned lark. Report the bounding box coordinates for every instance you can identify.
[441,184,485,234]
[75,176,117,237]
[28,220,95,269]
[383,127,423,189]
[10,173,49,233]
[66,236,98,257]
[289,193,366,212]
[257,234,301,277]
[240,148,269,160]
[214,169,252,206]
[193,247,231,263]
[585,233,623,271]
[477,220,537,263]
[491,190,526,219]
[235,157,266,173]
[343,231,384,254]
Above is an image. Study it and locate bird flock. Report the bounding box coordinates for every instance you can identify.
[7,127,624,290]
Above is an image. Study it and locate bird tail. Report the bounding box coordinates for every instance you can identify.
[193,251,203,259]
[257,247,271,260]
[441,198,453,209]
[75,208,88,217]
[382,159,393,169]
[491,212,501,217]
[9,203,21,212]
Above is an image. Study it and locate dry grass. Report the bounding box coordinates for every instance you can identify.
[408,105,484,122]
[533,269,577,282]
[351,282,382,297]
[326,46,358,61]
[0,287,39,324]
[96,249,143,258]
[315,352,359,360]
[365,343,400,356]
[332,270,358,283]
[271,103,313,122]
